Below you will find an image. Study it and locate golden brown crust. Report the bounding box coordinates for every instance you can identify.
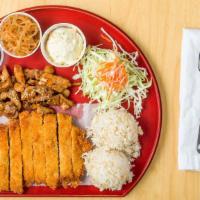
[9,119,23,194]
[0,110,92,193]
[43,114,59,189]
[0,125,9,191]
[71,126,84,187]
[57,113,73,187]
[31,112,46,184]
[19,111,34,186]
[77,129,93,153]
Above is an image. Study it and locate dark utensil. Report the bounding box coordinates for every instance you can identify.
[197,53,200,153]
[198,53,200,71]
[197,125,200,153]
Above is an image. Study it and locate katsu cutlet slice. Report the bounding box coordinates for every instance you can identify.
[0,125,9,191]
[57,113,73,188]
[43,114,59,189]
[9,119,23,194]
[77,129,93,153]
[19,111,34,186]
[71,126,84,187]
[31,111,46,184]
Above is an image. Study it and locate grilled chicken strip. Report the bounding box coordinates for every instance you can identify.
[13,65,25,85]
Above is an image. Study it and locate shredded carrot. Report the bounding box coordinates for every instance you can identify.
[97,57,128,92]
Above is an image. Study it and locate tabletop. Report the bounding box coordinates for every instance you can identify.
[0,0,199,199]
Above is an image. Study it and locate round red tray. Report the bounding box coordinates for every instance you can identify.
[0,5,162,197]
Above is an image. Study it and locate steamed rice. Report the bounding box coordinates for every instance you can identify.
[87,108,143,158]
[83,148,133,191]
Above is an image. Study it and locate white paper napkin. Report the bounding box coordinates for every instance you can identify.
[179,29,200,170]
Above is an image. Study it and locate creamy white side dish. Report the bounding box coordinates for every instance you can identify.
[46,27,84,66]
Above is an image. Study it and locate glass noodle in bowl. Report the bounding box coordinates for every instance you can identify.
[0,12,42,58]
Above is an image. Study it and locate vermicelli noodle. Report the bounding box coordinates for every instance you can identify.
[0,14,40,56]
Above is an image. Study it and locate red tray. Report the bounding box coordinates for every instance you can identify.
[0,5,162,197]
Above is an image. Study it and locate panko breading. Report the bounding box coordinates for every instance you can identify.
[57,113,73,187]
[9,119,23,194]
[43,114,59,189]
[19,111,34,186]
[77,129,93,153]
[71,126,92,187]
[0,125,9,191]
[71,126,84,187]
[0,110,92,193]
[57,113,92,188]
[31,112,46,184]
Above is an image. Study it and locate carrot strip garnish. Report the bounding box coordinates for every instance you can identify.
[97,57,128,92]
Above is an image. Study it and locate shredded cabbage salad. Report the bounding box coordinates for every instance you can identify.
[76,28,152,118]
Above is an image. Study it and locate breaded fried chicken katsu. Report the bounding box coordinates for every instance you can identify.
[43,114,59,189]
[0,125,9,192]
[0,64,92,194]
[9,119,23,194]
[0,112,92,194]
[19,111,34,187]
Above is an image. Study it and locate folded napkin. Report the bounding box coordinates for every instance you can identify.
[179,29,200,170]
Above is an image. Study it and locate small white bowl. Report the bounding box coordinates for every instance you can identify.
[0,46,4,66]
[0,12,42,58]
[41,23,86,68]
